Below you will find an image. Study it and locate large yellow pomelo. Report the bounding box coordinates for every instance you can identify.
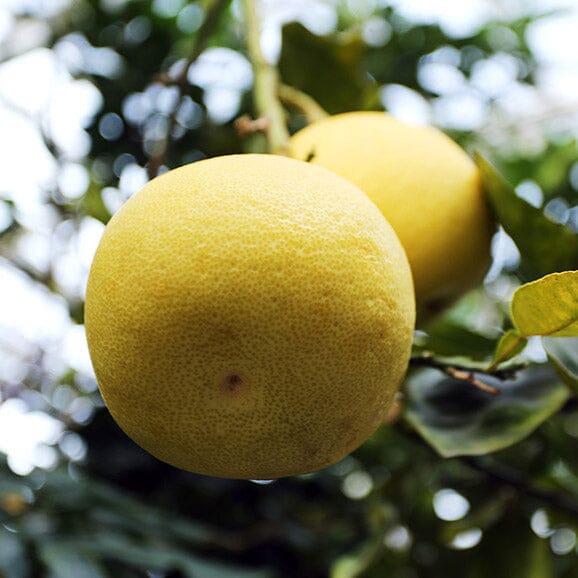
[289,112,495,321]
[85,154,415,479]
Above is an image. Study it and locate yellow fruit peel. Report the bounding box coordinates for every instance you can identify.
[289,112,495,321]
[85,154,416,479]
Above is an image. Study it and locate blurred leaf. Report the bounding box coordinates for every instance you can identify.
[544,337,578,394]
[29,468,272,577]
[488,330,527,370]
[442,491,511,543]
[39,540,107,578]
[279,23,376,114]
[82,182,112,224]
[93,533,269,578]
[498,140,578,203]
[330,504,389,578]
[511,271,578,337]
[415,318,497,360]
[40,469,211,545]
[0,531,29,578]
[468,523,553,578]
[411,353,503,373]
[39,533,272,578]
[405,365,569,457]
[332,556,365,578]
[476,153,578,279]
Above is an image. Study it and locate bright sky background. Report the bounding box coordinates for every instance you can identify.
[0,0,577,478]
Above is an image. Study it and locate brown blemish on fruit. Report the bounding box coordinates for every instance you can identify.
[225,374,241,390]
[219,372,249,397]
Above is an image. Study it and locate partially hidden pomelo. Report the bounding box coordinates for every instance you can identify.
[85,154,415,479]
[289,112,495,322]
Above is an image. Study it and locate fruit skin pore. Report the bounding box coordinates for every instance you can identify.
[85,154,415,480]
[289,112,495,321]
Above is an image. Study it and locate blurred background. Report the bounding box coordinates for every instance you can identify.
[1,0,578,576]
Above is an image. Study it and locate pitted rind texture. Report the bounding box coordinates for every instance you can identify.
[85,154,415,479]
[289,112,494,320]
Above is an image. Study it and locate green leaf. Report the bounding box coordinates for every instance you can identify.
[511,271,578,337]
[412,353,504,374]
[415,318,497,360]
[279,23,376,114]
[40,469,211,544]
[26,468,275,577]
[330,504,389,578]
[487,329,527,370]
[544,337,578,394]
[86,533,238,577]
[0,531,29,578]
[39,534,271,578]
[475,153,578,279]
[82,181,111,224]
[404,365,569,457]
[39,541,107,578]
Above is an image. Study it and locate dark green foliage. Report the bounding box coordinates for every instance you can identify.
[279,22,377,114]
[477,154,578,280]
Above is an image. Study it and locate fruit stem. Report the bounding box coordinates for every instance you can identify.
[242,0,290,155]
[278,84,329,124]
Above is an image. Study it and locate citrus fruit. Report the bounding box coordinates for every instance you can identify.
[289,112,495,321]
[85,154,415,479]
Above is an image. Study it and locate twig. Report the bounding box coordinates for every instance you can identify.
[242,0,290,155]
[444,368,500,395]
[410,352,528,395]
[155,0,231,89]
[410,353,515,395]
[278,84,329,124]
[462,456,578,517]
[147,0,231,178]
[233,114,269,137]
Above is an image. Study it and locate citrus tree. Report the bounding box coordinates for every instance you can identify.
[0,1,577,577]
